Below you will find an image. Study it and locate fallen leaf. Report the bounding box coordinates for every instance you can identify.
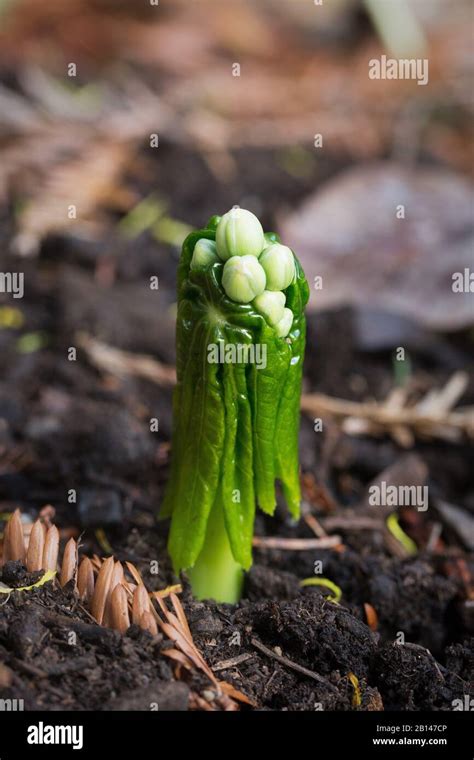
[280,163,474,329]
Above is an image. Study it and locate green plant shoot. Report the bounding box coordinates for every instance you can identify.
[162,208,309,602]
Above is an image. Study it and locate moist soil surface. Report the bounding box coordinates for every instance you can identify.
[0,143,473,711]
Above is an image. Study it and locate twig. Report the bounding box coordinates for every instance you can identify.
[251,638,338,693]
[303,513,328,538]
[252,536,342,550]
[322,516,382,532]
[301,375,474,444]
[212,653,254,673]
[77,332,176,387]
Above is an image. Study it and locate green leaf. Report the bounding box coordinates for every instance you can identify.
[274,255,309,517]
[217,326,255,569]
[167,315,225,570]
[247,321,290,514]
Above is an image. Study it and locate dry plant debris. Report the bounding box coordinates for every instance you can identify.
[0,509,252,711]
[0,511,164,639]
[301,372,474,446]
[79,332,473,447]
[151,592,254,710]
[78,332,177,387]
[13,140,135,257]
[2,509,59,573]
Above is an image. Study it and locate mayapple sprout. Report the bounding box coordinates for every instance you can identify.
[216,208,265,260]
[253,290,286,327]
[222,255,266,303]
[162,208,309,603]
[190,238,219,270]
[259,243,295,291]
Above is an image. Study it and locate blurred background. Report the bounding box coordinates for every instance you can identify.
[0,0,472,534]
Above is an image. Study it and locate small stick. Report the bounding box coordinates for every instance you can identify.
[304,513,328,538]
[251,638,338,693]
[252,536,341,550]
[322,516,382,532]
[78,333,176,387]
[212,653,254,672]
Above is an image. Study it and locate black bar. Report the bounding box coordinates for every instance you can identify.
[0,710,472,758]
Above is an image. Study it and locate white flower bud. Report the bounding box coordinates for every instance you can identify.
[190,238,219,270]
[259,244,295,291]
[275,307,294,338]
[253,290,286,327]
[216,208,265,261]
[222,255,266,303]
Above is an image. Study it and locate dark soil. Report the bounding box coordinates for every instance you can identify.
[0,142,473,711]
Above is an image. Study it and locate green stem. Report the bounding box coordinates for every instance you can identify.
[187,498,243,603]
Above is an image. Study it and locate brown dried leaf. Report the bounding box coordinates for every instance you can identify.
[170,592,192,641]
[111,561,124,589]
[132,584,150,625]
[124,561,143,586]
[156,599,217,685]
[60,538,77,588]
[110,584,130,634]
[139,611,158,636]
[158,620,205,673]
[42,525,59,572]
[77,557,95,604]
[90,556,114,624]
[7,510,25,563]
[218,680,256,707]
[91,555,102,572]
[26,520,45,572]
[163,648,193,670]
[364,602,379,632]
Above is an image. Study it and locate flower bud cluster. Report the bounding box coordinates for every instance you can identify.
[190,208,296,337]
